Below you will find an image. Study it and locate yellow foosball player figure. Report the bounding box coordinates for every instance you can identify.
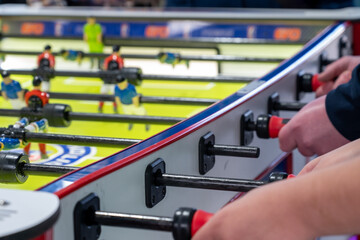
[1,71,25,109]
[83,16,104,69]
[114,75,149,131]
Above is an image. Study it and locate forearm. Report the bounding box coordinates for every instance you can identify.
[305,157,360,236]
[260,157,360,237]
[193,153,360,240]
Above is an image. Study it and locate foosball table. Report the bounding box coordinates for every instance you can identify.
[0,5,358,240]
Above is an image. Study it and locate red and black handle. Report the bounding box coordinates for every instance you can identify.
[250,114,290,139]
[83,173,296,240]
[298,73,324,93]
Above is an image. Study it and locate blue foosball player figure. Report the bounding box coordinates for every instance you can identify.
[60,49,85,66]
[1,70,26,109]
[0,118,48,153]
[158,52,189,68]
[114,75,149,131]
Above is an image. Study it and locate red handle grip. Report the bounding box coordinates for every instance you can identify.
[191,210,213,237]
[287,174,296,179]
[268,116,289,138]
[311,74,324,91]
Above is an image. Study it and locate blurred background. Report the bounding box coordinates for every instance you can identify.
[0,0,359,8]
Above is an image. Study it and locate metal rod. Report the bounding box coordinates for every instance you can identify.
[21,163,78,177]
[0,108,184,125]
[7,69,100,78]
[94,211,173,232]
[321,59,334,66]
[273,102,306,111]
[180,55,284,63]
[68,112,184,125]
[0,108,44,119]
[245,121,256,131]
[207,144,259,158]
[140,96,218,106]
[0,50,285,63]
[24,132,141,148]
[47,92,218,106]
[0,109,21,117]
[103,36,305,46]
[7,69,255,83]
[141,74,254,83]
[48,92,114,101]
[2,33,305,45]
[156,173,266,192]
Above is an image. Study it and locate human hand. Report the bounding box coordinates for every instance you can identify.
[192,181,314,240]
[298,138,360,175]
[316,56,360,97]
[278,95,349,156]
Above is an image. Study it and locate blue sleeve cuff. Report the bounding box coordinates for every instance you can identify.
[325,65,360,141]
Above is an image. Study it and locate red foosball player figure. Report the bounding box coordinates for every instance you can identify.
[99,45,124,113]
[24,76,50,159]
[37,45,55,92]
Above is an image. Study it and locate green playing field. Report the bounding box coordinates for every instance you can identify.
[0,38,302,190]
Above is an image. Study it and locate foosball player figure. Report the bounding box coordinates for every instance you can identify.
[1,70,26,109]
[37,45,55,92]
[83,16,104,69]
[24,76,50,159]
[60,49,85,65]
[0,118,48,153]
[99,45,124,113]
[114,75,149,131]
[158,52,189,68]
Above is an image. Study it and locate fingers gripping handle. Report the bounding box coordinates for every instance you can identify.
[191,210,213,237]
[268,116,289,138]
[311,74,324,92]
